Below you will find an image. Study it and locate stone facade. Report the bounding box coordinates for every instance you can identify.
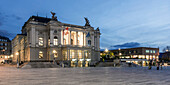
[0,36,11,63]
[12,14,101,67]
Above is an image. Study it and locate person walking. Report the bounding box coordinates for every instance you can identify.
[157,60,160,70]
[161,60,164,70]
[148,60,152,70]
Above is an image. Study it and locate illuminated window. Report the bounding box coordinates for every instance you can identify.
[78,32,83,46]
[71,31,76,45]
[39,51,43,58]
[39,37,43,46]
[88,40,91,46]
[153,50,156,53]
[150,50,153,53]
[54,51,58,58]
[70,50,75,59]
[78,50,82,59]
[84,50,89,59]
[146,50,149,53]
[54,36,58,45]
[48,39,50,46]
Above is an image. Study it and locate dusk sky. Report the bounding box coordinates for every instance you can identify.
[0,0,170,51]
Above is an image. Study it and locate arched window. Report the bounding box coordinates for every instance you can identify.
[88,40,91,46]
[39,51,43,58]
[54,36,58,45]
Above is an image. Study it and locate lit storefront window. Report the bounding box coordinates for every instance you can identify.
[78,50,82,59]
[70,50,75,59]
[63,50,67,60]
[53,50,58,58]
[39,51,43,58]
[39,38,43,46]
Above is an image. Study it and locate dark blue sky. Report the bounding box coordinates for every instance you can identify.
[0,0,170,51]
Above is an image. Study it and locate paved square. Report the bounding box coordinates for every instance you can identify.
[0,66,170,85]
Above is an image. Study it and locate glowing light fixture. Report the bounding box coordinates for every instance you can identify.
[16,52,19,55]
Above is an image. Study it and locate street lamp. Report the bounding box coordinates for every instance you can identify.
[105,48,109,59]
[16,52,19,68]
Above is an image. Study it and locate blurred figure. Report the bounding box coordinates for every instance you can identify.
[160,60,164,70]
[148,60,152,70]
[157,60,160,70]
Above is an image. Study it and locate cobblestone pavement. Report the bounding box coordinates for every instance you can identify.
[0,66,170,85]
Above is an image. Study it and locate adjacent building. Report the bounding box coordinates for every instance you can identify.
[0,36,11,63]
[160,52,170,62]
[101,47,159,66]
[12,12,101,67]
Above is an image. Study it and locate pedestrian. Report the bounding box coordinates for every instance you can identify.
[53,58,55,64]
[148,60,152,70]
[161,60,164,70]
[157,61,160,70]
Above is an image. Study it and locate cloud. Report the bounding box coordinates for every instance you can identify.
[0,29,16,39]
[111,42,140,48]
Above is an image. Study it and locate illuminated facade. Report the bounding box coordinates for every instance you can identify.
[12,13,101,67]
[101,47,159,66]
[0,36,11,63]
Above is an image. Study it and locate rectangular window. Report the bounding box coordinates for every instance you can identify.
[70,50,75,59]
[78,50,82,59]
[39,38,43,46]
[146,50,149,53]
[150,50,153,53]
[48,39,50,46]
[153,50,156,53]
[39,51,43,58]
[54,39,58,45]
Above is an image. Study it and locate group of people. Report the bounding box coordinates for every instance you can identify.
[148,60,164,70]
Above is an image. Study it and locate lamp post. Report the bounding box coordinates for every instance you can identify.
[105,48,109,59]
[16,52,19,68]
[118,48,121,58]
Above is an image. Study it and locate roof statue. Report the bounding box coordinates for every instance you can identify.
[50,11,58,21]
[96,27,100,31]
[84,17,91,26]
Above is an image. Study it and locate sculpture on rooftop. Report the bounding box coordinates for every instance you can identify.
[51,11,58,21]
[84,17,91,26]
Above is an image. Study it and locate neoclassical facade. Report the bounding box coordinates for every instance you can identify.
[12,13,100,67]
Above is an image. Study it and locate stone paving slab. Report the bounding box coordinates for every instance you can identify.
[0,66,170,85]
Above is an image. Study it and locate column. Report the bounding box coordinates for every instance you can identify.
[31,27,36,47]
[83,32,84,46]
[70,31,71,45]
[35,30,38,47]
[58,30,61,45]
[76,31,78,46]
[91,32,94,46]
[63,29,64,45]
[67,49,69,60]
[44,32,46,47]
[50,30,53,46]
